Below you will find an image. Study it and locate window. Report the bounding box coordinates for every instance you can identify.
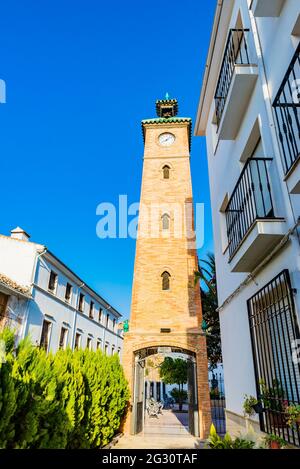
[78,293,85,312]
[97,339,102,350]
[87,337,92,350]
[162,165,170,179]
[40,320,51,351]
[248,270,300,446]
[161,271,170,291]
[74,332,81,349]
[65,283,72,302]
[113,318,116,332]
[117,348,121,357]
[89,301,94,319]
[162,213,170,230]
[106,313,109,328]
[0,292,8,326]
[48,271,58,293]
[59,327,68,349]
[112,345,115,355]
[105,343,109,354]
[98,308,103,323]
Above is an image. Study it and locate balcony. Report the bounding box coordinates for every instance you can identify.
[273,42,300,192]
[214,29,258,140]
[225,158,286,272]
[251,0,286,17]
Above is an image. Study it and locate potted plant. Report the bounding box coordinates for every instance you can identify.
[263,433,286,449]
[285,404,300,428]
[259,379,287,428]
[206,424,256,449]
[210,388,220,400]
[243,395,264,417]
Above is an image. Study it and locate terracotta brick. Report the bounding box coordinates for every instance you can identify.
[123,117,211,439]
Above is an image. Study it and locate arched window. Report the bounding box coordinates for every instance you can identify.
[163,165,170,179]
[162,213,170,230]
[161,271,170,291]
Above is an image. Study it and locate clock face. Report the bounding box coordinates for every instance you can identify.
[158,132,175,147]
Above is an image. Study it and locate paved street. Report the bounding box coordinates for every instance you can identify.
[114,409,205,449]
[113,434,204,449]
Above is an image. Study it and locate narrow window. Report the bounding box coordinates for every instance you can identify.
[59,327,68,349]
[78,293,85,312]
[162,213,170,230]
[163,165,170,179]
[161,271,170,291]
[48,271,58,293]
[65,283,72,302]
[0,292,8,327]
[89,301,94,319]
[97,340,102,350]
[113,318,116,332]
[106,313,109,328]
[105,343,109,354]
[98,308,103,323]
[87,337,92,350]
[40,320,51,351]
[112,345,115,355]
[74,332,81,349]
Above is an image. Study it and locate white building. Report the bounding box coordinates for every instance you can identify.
[0,227,123,356]
[195,0,300,446]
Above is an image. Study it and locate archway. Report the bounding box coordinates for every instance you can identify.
[131,346,199,437]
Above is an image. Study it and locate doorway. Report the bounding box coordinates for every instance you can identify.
[131,346,199,437]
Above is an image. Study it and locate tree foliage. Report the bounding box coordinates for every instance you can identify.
[159,357,187,389]
[195,252,222,370]
[0,329,129,448]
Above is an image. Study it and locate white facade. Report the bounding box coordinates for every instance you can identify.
[195,0,300,441]
[0,229,123,356]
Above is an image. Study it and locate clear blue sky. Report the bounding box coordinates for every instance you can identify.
[0,0,215,318]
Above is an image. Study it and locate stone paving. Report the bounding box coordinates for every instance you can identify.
[113,409,205,449]
[113,434,203,449]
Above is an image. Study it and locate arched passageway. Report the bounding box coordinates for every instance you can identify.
[132,346,199,437]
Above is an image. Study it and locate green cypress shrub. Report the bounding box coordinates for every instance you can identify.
[0,328,129,448]
[0,329,17,447]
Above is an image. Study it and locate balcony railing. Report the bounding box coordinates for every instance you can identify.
[273,42,300,175]
[225,158,274,259]
[214,28,251,127]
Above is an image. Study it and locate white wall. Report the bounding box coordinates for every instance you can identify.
[25,255,123,355]
[0,233,123,357]
[0,235,38,287]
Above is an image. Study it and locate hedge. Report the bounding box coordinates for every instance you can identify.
[0,328,129,448]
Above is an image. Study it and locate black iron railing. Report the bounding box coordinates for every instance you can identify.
[273,42,300,174]
[225,158,274,259]
[209,372,226,435]
[248,270,300,447]
[214,28,251,127]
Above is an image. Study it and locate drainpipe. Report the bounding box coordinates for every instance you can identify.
[102,305,112,352]
[217,217,300,312]
[71,282,85,349]
[22,246,48,340]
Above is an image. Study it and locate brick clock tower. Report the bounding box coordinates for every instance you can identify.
[122,96,211,439]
